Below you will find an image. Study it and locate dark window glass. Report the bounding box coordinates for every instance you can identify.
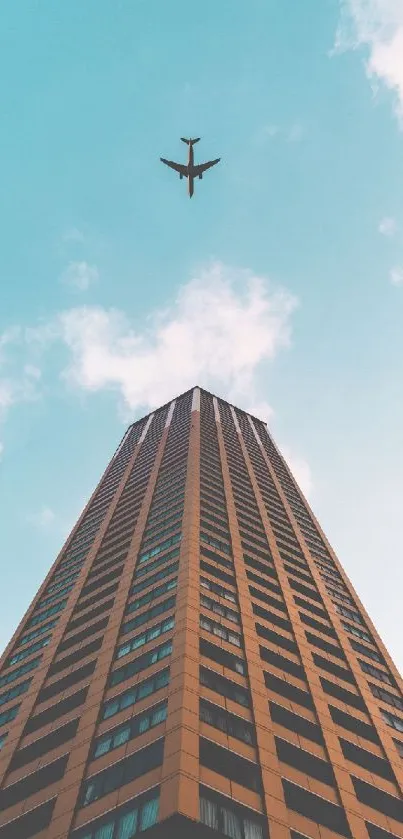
[259,646,305,681]
[0,755,68,811]
[264,671,314,710]
[269,701,323,744]
[92,702,167,759]
[0,799,55,839]
[102,669,169,721]
[200,666,250,707]
[199,737,261,792]
[200,638,246,675]
[381,709,403,732]
[0,704,20,728]
[200,699,255,745]
[81,738,164,807]
[71,789,160,839]
[320,678,366,712]
[305,631,345,660]
[371,684,403,711]
[38,660,96,703]
[9,719,79,771]
[256,623,297,654]
[329,705,380,744]
[252,603,292,633]
[366,822,401,839]
[282,779,352,838]
[109,641,172,687]
[199,786,266,839]
[275,737,335,785]
[339,738,394,781]
[352,777,403,823]
[24,688,88,735]
[312,653,355,685]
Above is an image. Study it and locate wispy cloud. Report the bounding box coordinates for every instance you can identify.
[61,261,99,292]
[0,261,299,442]
[335,1,403,125]
[254,123,305,146]
[379,216,398,237]
[27,506,56,530]
[279,444,313,500]
[56,262,298,417]
[63,227,85,244]
[390,266,403,285]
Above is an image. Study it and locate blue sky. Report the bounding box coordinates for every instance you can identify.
[1,0,403,670]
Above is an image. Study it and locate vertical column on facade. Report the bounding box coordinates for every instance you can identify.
[158,387,201,822]
[214,399,290,839]
[0,414,152,791]
[35,406,173,839]
[234,411,368,839]
[248,417,403,798]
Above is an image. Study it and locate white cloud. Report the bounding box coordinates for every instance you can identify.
[279,444,314,500]
[379,216,398,236]
[335,1,403,124]
[390,265,403,285]
[61,261,99,292]
[287,123,305,143]
[55,263,297,416]
[27,506,56,530]
[63,227,85,243]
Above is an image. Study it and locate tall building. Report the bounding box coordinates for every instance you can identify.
[0,387,403,839]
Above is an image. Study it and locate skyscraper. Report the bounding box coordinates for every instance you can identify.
[0,386,402,839]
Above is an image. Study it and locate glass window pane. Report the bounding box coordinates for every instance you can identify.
[156,670,169,688]
[104,700,118,719]
[117,644,131,659]
[137,681,153,699]
[152,705,167,725]
[83,781,98,805]
[139,715,150,734]
[95,824,114,839]
[133,636,146,649]
[140,797,159,829]
[221,806,242,839]
[113,726,130,748]
[116,809,138,839]
[200,797,218,829]
[244,819,264,839]
[94,737,112,758]
[148,626,161,641]
[121,691,135,709]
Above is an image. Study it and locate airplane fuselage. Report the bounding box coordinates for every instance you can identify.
[187,143,194,197]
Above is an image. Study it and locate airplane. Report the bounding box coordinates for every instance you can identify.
[160,137,220,197]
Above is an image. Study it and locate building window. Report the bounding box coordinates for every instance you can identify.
[116,618,175,660]
[200,576,237,604]
[200,738,262,793]
[381,709,403,732]
[137,533,181,565]
[199,787,266,839]
[122,595,176,635]
[0,679,31,708]
[201,594,239,623]
[0,704,20,728]
[200,615,242,647]
[81,737,165,808]
[102,668,169,721]
[17,619,59,647]
[7,637,51,667]
[359,660,393,685]
[200,699,255,745]
[126,582,177,616]
[371,684,403,711]
[0,732,7,750]
[200,638,246,676]
[72,790,160,838]
[334,604,363,625]
[200,532,232,555]
[93,701,168,759]
[341,621,373,643]
[350,640,383,663]
[200,666,250,708]
[130,560,179,596]
[134,546,180,579]
[109,641,173,688]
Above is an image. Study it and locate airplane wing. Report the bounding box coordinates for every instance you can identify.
[160,158,188,176]
[192,158,220,176]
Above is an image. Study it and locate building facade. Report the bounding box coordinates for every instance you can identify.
[0,386,402,839]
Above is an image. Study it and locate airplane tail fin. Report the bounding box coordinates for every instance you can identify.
[181,137,200,145]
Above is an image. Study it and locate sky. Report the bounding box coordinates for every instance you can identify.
[1,0,403,671]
